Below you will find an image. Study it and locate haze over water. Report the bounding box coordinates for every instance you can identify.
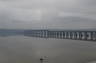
[0,35,96,63]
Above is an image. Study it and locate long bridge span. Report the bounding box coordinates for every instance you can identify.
[24,30,96,41]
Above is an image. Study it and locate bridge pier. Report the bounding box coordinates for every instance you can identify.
[55,32,57,38]
[72,32,76,39]
[68,32,71,39]
[58,31,60,38]
[61,32,64,39]
[80,32,87,40]
[76,32,79,39]
[64,32,67,39]
[93,32,96,40]
[87,32,92,40]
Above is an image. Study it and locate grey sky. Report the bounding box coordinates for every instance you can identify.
[0,0,96,29]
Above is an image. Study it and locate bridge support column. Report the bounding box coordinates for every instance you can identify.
[81,32,87,40]
[43,30,48,38]
[66,32,69,39]
[61,32,64,39]
[55,32,57,38]
[72,32,77,39]
[70,32,72,39]
[75,32,77,39]
[59,31,61,38]
[87,32,92,40]
[52,32,54,38]
[93,32,96,40]
[83,32,87,40]
[61,32,63,39]
[60,31,63,39]
[58,32,60,38]
[76,32,79,39]
[40,30,42,37]
[79,32,82,40]
[68,32,70,39]
[56,32,59,38]
[64,32,67,39]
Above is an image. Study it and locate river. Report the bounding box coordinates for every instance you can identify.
[0,35,96,63]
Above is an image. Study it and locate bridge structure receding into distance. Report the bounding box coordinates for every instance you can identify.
[24,30,96,41]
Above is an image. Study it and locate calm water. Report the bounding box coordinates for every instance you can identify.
[0,35,96,63]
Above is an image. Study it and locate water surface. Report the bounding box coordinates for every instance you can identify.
[0,36,96,63]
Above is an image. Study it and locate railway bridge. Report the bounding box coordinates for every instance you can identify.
[24,30,96,41]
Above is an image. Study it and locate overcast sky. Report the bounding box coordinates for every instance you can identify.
[0,0,96,29]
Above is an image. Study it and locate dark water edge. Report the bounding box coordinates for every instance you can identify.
[0,35,96,63]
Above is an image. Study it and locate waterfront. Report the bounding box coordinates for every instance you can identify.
[0,36,96,63]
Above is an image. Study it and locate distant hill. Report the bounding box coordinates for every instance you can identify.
[0,29,24,36]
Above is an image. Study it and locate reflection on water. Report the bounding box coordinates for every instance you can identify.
[0,35,96,63]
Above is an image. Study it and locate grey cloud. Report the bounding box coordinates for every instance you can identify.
[42,16,96,29]
[0,0,96,29]
[0,0,14,1]
[78,0,96,6]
